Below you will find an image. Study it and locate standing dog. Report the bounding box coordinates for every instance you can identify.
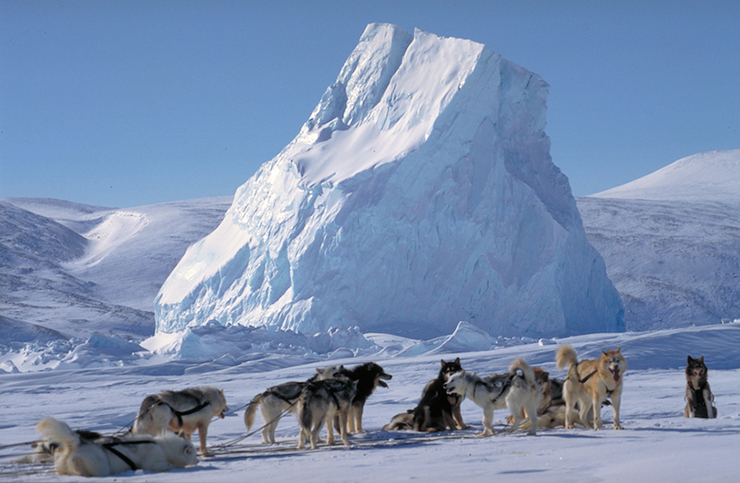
[36,418,198,477]
[556,345,626,430]
[297,377,357,449]
[444,358,541,436]
[244,365,342,444]
[133,386,228,456]
[384,358,466,432]
[338,362,392,433]
[684,355,717,418]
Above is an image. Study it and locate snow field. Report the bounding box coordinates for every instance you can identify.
[2,325,739,482]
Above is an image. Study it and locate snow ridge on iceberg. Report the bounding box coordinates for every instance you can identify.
[156,23,623,342]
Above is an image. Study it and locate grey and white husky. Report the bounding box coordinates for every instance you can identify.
[445,358,542,436]
[244,366,343,444]
[297,377,358,450]
[132,386,228,457]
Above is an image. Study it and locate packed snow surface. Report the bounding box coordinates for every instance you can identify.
[2,324,739,482]
[156,23,622,340]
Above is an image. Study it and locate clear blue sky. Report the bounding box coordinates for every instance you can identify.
[2,1,738,208]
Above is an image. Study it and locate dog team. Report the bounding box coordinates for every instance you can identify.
[30,346,717,477]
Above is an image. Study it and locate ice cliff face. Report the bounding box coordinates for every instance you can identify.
[155,24,624,339]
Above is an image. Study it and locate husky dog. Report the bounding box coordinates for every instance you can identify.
[445,358,542,436]
[245,365,343,444]
[684,356,717,418]
[508,370,589,430]
[384,358,466,432]
[297,377,357,450]
[556,345,626,430]
[133,386,228,456]
[337,362,392,433]
[36,418,198,477]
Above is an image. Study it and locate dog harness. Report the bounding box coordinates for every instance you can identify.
[687,381,713,418]
[158,399,211,427]
[480,373,516,404]
[575,365,617,399]
[101,440,154,472]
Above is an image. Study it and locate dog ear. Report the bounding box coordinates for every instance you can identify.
[698,356,704,363]
[687,355,694,364]
[454,357,461,365]
[440,359,446,367]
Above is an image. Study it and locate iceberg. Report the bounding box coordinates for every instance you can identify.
[155,24,623,342]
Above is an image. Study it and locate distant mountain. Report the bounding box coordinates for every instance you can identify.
[2,148,739,369]
[578,149,740,330]
[591,149,740,202]
[0,197,232,340]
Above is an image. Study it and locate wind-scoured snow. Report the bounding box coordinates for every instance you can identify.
[156,23,623,340]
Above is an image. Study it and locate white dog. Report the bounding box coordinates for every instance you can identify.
[36,417,198,477]
[133,386,227,456]
[445,358,542,436]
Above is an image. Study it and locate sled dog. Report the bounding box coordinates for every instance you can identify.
[297,376,357,449]
[445,358,541,436]
[133,386,228,456]
[36,417,197,477]
[684,355,717,418]
[338,362,392,433]
[506,367,588,430]
[244,365,343,444]
[384,358,466,432]
[556,345,626,430]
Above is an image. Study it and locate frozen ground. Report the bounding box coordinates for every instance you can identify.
[2,322,739,482]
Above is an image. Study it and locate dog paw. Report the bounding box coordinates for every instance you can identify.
[614,424,624,430]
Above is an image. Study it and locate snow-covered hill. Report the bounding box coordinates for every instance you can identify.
[578,149,740,330]
[0,197,232,343]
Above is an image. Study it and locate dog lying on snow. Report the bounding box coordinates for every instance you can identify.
[36,418,198,477]
[684,355,717,418]
[297,376,357,449]
[244,365,344,444]
[556,345,626,430]
[445,358,541,436]
[132,386,228,456]
[383,358,467,432]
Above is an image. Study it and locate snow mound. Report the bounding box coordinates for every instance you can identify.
[156,23,623,342]
[592,149,740,202]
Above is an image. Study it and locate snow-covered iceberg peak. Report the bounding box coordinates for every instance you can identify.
[155,23,624,341]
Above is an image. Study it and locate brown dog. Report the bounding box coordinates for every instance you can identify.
[556,345,626,430]
[684,356,717,418]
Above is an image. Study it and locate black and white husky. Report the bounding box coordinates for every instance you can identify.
[244,365,342,444]
[444,358,542,436]
[297,377,358,450]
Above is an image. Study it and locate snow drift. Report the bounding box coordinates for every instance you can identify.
[155,23,623,341]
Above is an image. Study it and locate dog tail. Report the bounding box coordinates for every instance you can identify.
[36,418,79,454]
[132,394,161,434]
[556,344,578,371]
[298,390,314,432]
[509,358,537,387]
[244,394,261,431]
